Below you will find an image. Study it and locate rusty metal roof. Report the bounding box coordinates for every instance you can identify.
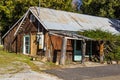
[30,7,120,34]
[2,7,120,39]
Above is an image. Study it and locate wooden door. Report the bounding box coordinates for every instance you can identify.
[74,40,82,61]
[30,34,37,56]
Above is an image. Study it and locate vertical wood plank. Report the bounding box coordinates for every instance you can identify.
[30,33,37,56]
[60,37,67,65]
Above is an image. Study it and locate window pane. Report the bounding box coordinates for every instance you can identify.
[25,37,29,41]
[24,36,30,54]
[25,42,29,45]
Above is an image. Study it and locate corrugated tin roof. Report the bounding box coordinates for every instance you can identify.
[30,7,120,34]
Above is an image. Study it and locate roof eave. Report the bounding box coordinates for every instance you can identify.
[14,9,30,36]
[2,15,24,39]
[29,7,48,31]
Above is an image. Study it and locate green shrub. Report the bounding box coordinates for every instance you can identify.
[78,29,120,61]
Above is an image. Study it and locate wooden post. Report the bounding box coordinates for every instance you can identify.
[89,41,92,60]
[60,37,67,65]
[82,39,86,64]
[99,40,104,63]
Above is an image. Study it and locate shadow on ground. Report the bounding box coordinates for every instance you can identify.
[44,64,120,80]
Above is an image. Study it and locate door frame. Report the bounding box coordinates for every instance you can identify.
[74,40,82,61]
[23,35,30,54]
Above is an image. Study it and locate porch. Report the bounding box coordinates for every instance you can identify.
[49,31,100,65]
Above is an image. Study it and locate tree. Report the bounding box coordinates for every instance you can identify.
[0,0,38,34]
[81,0,120,19]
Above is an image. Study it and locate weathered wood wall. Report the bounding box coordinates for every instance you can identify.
[3,13,39,54]
[45,34,74,64]
[3,12,74,63]
[4,22,18,52]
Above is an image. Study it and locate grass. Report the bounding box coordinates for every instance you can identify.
[0,46,61,74]
[45,62,61,69]
[0,47,62,79]
[0,46,39,74]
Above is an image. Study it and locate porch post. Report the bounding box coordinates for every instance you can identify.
[99,41,104,63]
[60,37,67,65]
[89,40,92,60]
[82,39,86,63]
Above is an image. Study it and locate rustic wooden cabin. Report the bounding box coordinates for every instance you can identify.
[2,7,120,65]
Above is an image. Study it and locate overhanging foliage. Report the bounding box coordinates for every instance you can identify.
[78,29,120,41]
[78,29,120,61]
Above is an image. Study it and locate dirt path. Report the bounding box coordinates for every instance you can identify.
[0,70,62,80]
[1,60,119,80]
[0,61,62,80]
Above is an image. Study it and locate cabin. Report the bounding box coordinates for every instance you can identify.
[2,7,120,65]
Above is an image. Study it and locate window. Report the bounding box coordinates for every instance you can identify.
[37,32,44,49]
[30,14,35,22]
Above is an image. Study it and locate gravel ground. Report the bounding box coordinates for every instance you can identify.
[44,64,120,80]
[0,70,62,80]
[0,61,62,80]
